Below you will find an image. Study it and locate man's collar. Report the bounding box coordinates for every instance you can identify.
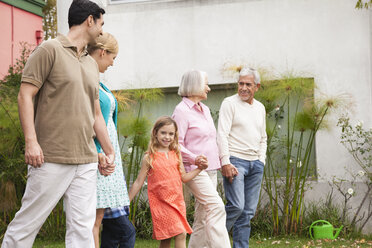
[57,33,74,48]
[57,33,88,56]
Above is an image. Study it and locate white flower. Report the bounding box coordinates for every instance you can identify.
[289,159,293,164]
[355,120,364,128]
[347,188,354,195]
[278,125,282,129]
[357,170,365,177]
[297,161,302,168]
[275,106,280,111]
[128,147,133,153]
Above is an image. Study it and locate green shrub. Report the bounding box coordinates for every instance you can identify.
[251,202,274,238]
[132,196,153,239]
[0,43,32,242]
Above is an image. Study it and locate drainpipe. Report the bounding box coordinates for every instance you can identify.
[11,5,14,68]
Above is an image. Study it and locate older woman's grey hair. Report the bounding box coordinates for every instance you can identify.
[239,68,261,85]
[178,70,207,97]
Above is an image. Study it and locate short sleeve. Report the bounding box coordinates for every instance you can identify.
[21,44,55,88]
[95,83,99,100]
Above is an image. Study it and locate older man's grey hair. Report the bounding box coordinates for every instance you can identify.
[178,70,207,97]
[239,68,261,85]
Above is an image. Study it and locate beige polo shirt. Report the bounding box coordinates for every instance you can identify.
[21,34,99,164]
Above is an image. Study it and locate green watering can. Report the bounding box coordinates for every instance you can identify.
[309,220,343,240]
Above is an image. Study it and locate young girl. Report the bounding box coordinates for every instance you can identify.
[129,116,207,248]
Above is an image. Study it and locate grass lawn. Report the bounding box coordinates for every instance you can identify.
[33,237,372,247]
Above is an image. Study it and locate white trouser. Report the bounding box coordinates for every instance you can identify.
[1,162,97,248]
[187,170,231,248]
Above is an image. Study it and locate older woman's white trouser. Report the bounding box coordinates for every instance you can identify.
[1,162,97,248]
[187,170,231,248]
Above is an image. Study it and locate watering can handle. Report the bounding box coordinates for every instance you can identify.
[309,220,332,239]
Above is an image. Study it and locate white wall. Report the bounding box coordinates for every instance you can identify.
[58,0,371,181]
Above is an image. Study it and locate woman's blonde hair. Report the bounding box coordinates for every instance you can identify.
[146,116,183,171]
[87,32,119,55]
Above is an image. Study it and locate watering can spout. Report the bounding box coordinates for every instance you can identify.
[334,225,343,239]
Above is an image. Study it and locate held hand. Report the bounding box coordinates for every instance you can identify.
[197,162,208,170]
[195,155,208,170]
[221,164,238,184]
[98,153,108,176]
[97,153,115,176]
[25,140,44,168]
[105,153,115,167]
[98,163,108,176]
[104,154,116,175]
[98,153,106,167]
[98,163,115,176]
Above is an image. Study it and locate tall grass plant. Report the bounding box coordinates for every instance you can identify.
[116,87,163,224]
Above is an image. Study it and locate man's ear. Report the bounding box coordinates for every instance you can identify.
[256,84,261,90]
[87,15,94,27]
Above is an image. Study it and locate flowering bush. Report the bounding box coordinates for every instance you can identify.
[334,114,372,233]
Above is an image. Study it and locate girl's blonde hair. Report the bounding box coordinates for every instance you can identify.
[87,32,119,55]
[146,116,183,171]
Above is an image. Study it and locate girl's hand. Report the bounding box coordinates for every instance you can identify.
[195,155,208,170]
[197,161,208,170]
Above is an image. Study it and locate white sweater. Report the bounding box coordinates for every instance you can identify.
[217,94,267,166]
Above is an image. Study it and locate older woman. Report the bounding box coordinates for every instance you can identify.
[172,70,231,248]
[88,32,135,248]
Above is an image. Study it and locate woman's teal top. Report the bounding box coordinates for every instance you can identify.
[94,82,118,153]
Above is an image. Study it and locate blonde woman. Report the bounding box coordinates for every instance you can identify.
[88,32,135,248]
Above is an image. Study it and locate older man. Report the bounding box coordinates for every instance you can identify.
[217,67,267,248]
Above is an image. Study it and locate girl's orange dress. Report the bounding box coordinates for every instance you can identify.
[147,151,192,240]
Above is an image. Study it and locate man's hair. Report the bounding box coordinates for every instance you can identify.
[68,0,105,28]
[239,67,261,85]
[178,70,207,97]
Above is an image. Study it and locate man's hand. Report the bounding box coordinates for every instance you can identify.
[105,153,115,167]
[221,164,239,183]
[104,153,115,174]
[25,140,44,167]
[98,153,108,176]
[195,155,208,170]
[98,153,115,176]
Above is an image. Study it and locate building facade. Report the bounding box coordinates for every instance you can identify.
[0,0,45,79]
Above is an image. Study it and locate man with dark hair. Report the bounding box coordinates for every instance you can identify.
[1,1,113,247]
[68,0,105,28]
